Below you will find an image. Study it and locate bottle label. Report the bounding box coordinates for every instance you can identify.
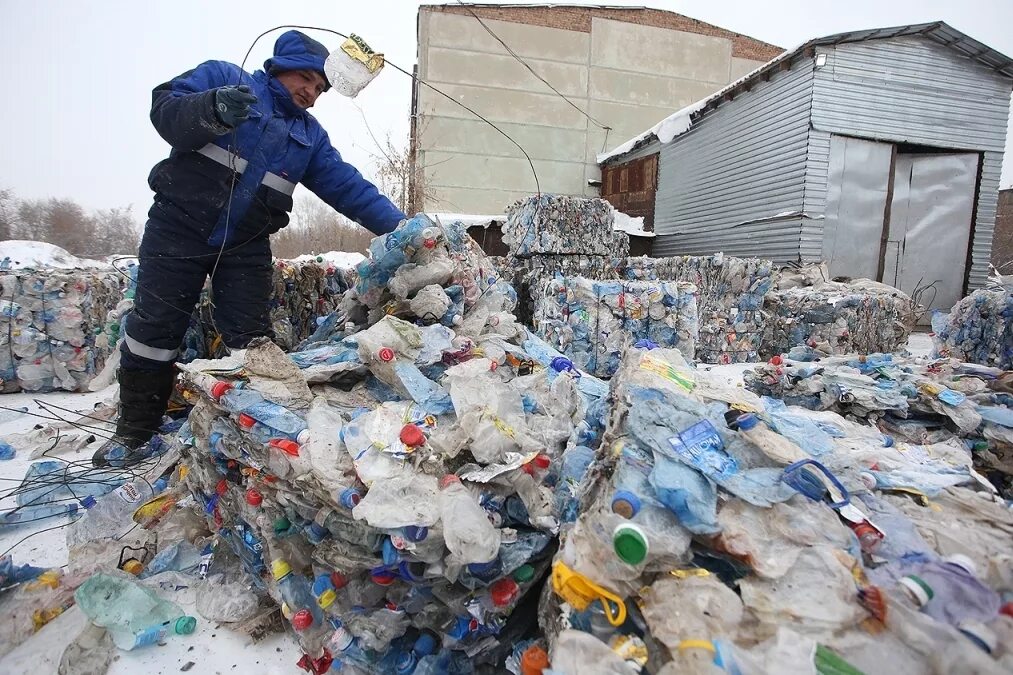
[133,625,168,648]
[668,421,738,479]
[116,482,143,504]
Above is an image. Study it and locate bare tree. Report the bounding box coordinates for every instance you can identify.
[0,187,15,241]
[270,191,374,259]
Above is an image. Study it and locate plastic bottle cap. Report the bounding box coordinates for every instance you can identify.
[273,516,291,534]
[898,575,934,607]
[378,347,396,362]
[80,495,96,509]
[316,588,337,610]
[399,424,427,447]
[533,454,551,469]
[122,559,144,575]
[175,616,197,635]
[395,651,418,675]
[371,570,397,586]
[270,439,300,457]
[238,413,256,429]
[490,578,520,607]
[439,474,461,489]
[521,645,550,675]
[272,559,292,581]
[297,429,310,445]
[245,488,262,507]
[340,487,362,509]
[330,571,349,590]
[944,554,978,577]
[513,564,535,583]
[613,523,649,566]
[404,525,428,542]
[1000,602,1013,618]
[330,628,354,652]
[958,620,997,654]
[769,355,783,366]
[414,633,438,657]
[611,490,642,518]
[291,609,314,631]
[735,413,759,431]
[210,380,233,400]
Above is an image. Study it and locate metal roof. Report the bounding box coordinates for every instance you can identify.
[602,21,1013,164]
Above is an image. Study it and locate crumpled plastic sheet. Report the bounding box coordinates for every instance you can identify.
[532,276,698,378]
[0,268,125,392]
[621,253,775,364]
[761,275,915,358]
[503,195,629,259]
[932,280,1013,370]
[175,214,612,672]
[542,345,1013,673]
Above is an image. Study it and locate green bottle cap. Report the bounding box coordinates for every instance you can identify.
[512,564,535,583]
[175,616,197,635]
[274,516,291,534]
[613,523,649,566]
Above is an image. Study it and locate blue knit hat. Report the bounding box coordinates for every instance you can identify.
[264,30,331,91]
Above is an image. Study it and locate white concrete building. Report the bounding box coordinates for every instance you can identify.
[411,4,781,214]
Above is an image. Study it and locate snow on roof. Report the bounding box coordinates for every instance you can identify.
[0,240,111,270]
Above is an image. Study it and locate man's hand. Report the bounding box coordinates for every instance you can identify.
[214,85,258,128]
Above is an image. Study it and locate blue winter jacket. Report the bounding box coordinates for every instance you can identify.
[147,60,406,245]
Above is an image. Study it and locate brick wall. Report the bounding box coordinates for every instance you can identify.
[993,188,1013,272]
[422,4,783,61]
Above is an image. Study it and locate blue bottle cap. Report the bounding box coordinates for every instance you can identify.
[882,434,895,447]
[735,413,759,431]
[311,574,334,598]
[634,339,659,350]
[404,525,428,542]
[414,632,438,657]
[467,559,501,580]
[550,356,575,373]
[80,495,96,509]
[395,651,418,675]
[382,537,400,566]
[340,487,362,509]
[611,490,641,518]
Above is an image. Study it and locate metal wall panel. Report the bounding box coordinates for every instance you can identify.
[653,55,815,260]
[810,36,1012,289]
[822,136,894,279]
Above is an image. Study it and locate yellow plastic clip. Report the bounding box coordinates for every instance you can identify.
[677,640,716,653]
[551,560,627,626]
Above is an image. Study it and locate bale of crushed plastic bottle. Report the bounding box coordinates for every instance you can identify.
[0,267,125,393]
[932,280,1013,369]
[174,214,613,673]
[503,194,629,259]
[622,253,775,364]
[761,277,915,358]
[542,344,1013,673]
[531,276,698,378]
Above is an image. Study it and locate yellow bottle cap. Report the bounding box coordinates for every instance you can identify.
[272,559,292,580]
[318,589,336,610]
[122,559,144,575]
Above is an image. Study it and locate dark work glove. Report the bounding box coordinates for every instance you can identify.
[214,85,258,128]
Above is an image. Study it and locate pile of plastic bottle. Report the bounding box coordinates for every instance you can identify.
[503,195,630,259]
[171,214,613,673]
[532,276,699,377]
[269,258,356,352]
[0,267,125,392]
[621,254,775,365]
[932,274,1013,370]
[760,270,915,359]
[543,344,1013,673]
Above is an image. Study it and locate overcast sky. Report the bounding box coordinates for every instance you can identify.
[2,0,1011,219]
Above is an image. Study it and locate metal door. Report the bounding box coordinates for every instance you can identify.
[883,153,978,317]
[822,135,894,280]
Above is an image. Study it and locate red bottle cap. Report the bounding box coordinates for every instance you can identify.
[371,570,397,586]
[238,413,256,429]
[215,479,228,496]
[533,454,551,469]
[490,578,519,607]
[330,571,349,590]
[210,380,233,400]
[520,645,550,675]
[245,488,262,507]
[291,609,314,631]
[270,439,301,457]
[769,355,783,366]
[400,424,426,447]
[378,347,396,362]
[999,602,1013,619]
[439,474,461,489]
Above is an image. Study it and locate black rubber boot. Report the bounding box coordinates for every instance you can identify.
[92,368,177,467]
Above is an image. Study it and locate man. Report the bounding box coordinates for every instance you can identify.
[94,31,406,466]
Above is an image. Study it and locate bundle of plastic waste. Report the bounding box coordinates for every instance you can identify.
[503,195,629,259]
[932,276,1013,369]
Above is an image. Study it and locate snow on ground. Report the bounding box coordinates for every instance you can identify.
[0,331,940,672]
[288,250,365,268]
[610,206,655,238]
[0,240,111,270]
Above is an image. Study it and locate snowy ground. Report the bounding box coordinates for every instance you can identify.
[0,331,937,672]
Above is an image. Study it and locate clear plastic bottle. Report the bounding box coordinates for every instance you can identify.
[66,478,157,548]
[727,411,808,465]
[438,475,501,565]
[271,559,325,632]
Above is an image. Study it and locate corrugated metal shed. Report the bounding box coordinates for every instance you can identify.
[600,21,1013,290]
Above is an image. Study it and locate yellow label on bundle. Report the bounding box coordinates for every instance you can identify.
[639,355,695,391]
[340,37,385,74]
